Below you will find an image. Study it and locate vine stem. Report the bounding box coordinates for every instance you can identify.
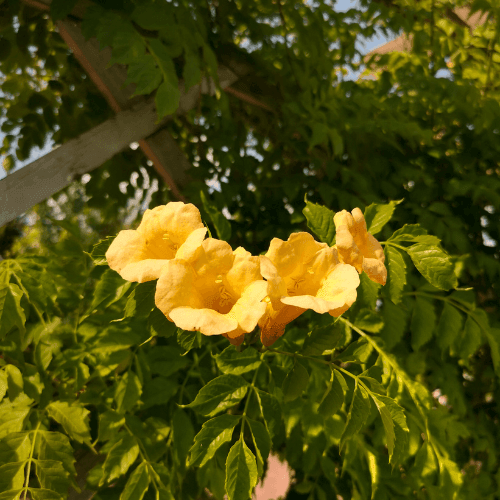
[23,419,42,499]
[240,363,262,438]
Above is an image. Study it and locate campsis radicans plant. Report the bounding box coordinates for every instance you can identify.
[106,201,387,347]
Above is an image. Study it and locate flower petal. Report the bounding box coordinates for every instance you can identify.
[192,238,234,280]
[155,260,205,319]
[137,202,204,246]
[169,307,238,335]
[226,280,268,333]
[265,232,327,280]
[175,227,207,262]
[259,303,306,347]
[121,259,169,283]
[363,258,387,285]
[106,230,145,276]
[225,247,262,297]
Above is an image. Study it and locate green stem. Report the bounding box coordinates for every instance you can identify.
[178,351,209,404]
[240,364,261,438]
[381,241,408,252]
[23,419,41,498]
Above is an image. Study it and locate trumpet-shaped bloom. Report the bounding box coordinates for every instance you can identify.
[106,202,207,282]
[258,233,360,346]
[155,240,268,342]
[333,208,387,285]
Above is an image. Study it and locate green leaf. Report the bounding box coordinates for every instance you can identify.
[87,236,115,266]
[411,298,436,351]
[183,374,248,417]
[371,397,395,461]
[406,244,458,291]
[100,435,139,486]
[0,370,7,403]
[282,361,309,403]
[46,401,91,444]
[459,315,483,359]
[381,300,408,350]
[372,394,409,466]
[50,0,78,20]
[0,397,31,439]
[247,418,271,477]
[87,269,131,315]
[436,303,463,351]
[0,284,26,341]
[149,39,179,84]
[339,382,371,452]
[384,246,406,304]
[183,51,201,91]
[142,377,178,410]
[255,390,284,446]
[200,190,232,241]
[148,308,176,338]
[5,365,23,401]
[413,441,437,479]
[336,337,373,364]
[29,489,64,500]
[318,370,345,417]
[124,282,156,318]
[147,346,188,377]
[302,321,343,355]
[172,409,194,467]
[98,411,125,442]
[177,328,202,353]
[215,346,262,375]
[0,490,23,500]
[155,79,180,120]
[0,432,31,464]
[0,463,25,491]
[363,199,403,236]
[188,414,241,467]
[302,198,336,246]
[354,309,384,333]
[225,439,258,500]
[485,328,500,377]
[37,431,77,479]
[115,371,143,413]
[120,463,150,500]
[35,459,71,494]
[388,224,441,246]
[329,128,344,156]
[125,56,162,96]
[309,122,328,148]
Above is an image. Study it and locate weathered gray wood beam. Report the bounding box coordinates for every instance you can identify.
[0,66,238,227]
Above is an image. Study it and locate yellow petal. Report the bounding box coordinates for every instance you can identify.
[226,280,268,333]
[137,202,204,246]
[363,258,387,285]
[106,230,145,275]
[175,227,207,262]
[316,263,359,312]
[334,225,363,272]
[155,260,205,319]
[223,332,245,346]
[121,259,170,283]
[169,307,238,335]
[259,256,287,308]
[259,303,306,347]
[225,248,263,298]
[192,238,234,280]
[265,232,327,280]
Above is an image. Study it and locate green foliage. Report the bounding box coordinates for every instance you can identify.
[1,0,500,497]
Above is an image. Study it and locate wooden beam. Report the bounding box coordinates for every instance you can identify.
[0,66,238,227]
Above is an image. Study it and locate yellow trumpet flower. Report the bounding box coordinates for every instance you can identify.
[333,208,387,285]
[106,202,207,282]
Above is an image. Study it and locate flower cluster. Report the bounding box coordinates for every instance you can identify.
[106,202,386,346]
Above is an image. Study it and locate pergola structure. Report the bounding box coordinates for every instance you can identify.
[0,1,489,228]
[0,1,491,498]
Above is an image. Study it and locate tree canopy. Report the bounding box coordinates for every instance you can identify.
[0,0,499,499]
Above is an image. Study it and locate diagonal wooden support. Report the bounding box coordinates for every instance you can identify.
[0,65,238,227]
